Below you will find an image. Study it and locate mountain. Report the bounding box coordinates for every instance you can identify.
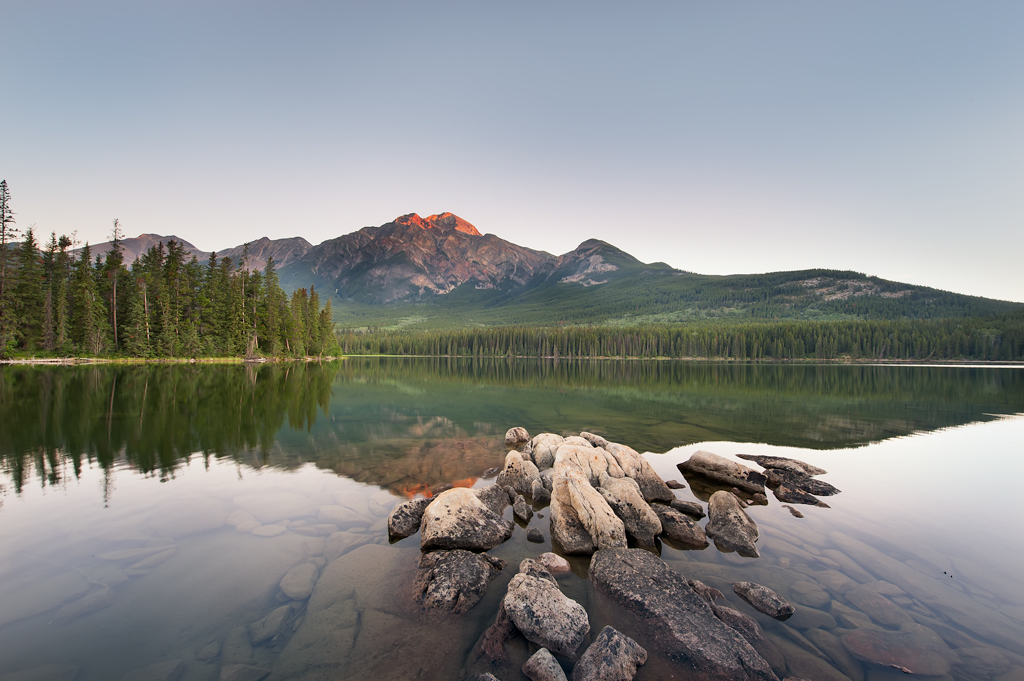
[84,212,1023,327]
[85,234,209,264]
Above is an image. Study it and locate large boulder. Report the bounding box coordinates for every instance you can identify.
[570,626,647,681]
[732,582,795,621]
[531,433,565,470]
[550,466,626,554]
[677,451,767,494]
[413,550,506,614]
[476,483,514,515]
[598,473,662,546]
[650,504,708,548]
[604,442,675,503]
[841,628,957,676]
[735,454,827,477]
[387,497,432,539]
[589,549,778,681]
[420,488,514,552]
[555,445,624,487]
[503,572,590,658]
[279,563,319,601]
[705,491,760,557]
[497,451,542,496]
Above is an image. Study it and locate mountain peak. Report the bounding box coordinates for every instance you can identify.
[394,212,481,236]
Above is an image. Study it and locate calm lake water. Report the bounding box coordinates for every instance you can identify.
[1,359,1022,681]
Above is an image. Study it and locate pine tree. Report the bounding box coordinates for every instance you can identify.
[11,227,45,349]
[71,244,108,355]
[0,180,19,355]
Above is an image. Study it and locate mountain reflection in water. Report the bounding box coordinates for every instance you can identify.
[1,358,1022,498]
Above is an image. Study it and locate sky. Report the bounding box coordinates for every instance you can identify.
[3,1,1022,302]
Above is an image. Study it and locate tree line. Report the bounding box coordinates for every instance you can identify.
[338,314,1024,361]
[0,184,339,359]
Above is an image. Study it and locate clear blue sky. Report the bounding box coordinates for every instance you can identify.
[3,2,1022,301]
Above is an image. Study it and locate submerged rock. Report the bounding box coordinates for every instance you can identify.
[677,451,767,494]
[420,487,514,552]
[650,504,708,548]
[120,659,184,681]
[772,484,830,508]
[387,497,432,539]
[589,549,777,681]
[705,491,760,557]
[527,528,545,543]
[598,473,662,546]
[249,604,294,645]
[279,563,319,601]
[505,426,531,448]
[735,454,827,477]
[503,572,590,658]
[764,469,840,496]
[842,628,956,676]
[52,586,114,623]
[732,582,795,621]
[219,665,270,681]
[570,626,647,681]
[523,648,568,681]
[413,550,506,615]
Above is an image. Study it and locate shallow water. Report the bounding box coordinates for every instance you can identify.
[1,359,1022,681]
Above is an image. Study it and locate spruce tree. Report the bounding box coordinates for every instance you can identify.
[71,244,108,355]
[0,180,19,355]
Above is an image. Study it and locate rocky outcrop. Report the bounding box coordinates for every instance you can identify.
[555,444,624,487]
[650,504,708,548]
[603,442,675,503]
[503,572,590,658]
[579,432,610,448]
[732,582,795,621]
[505,427,530,448]
[598,473,662,546]
[497,451,542,496]
[550,466,626,554]
[735,454,827,476]
[531,434,565,470]
[413,550,506,614]
[569,626,647,681]
[589,549,778,681]
[420,488,514,551]
[387,497,432,539]
[705,491,760,557]
[677,451,767,494]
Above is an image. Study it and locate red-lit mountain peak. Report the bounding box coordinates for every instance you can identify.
[394,212,481,236]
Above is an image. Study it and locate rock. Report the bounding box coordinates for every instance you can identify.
[528,528,545,543]
[148,497,228,538]
[570,626,647,681]
[790,580,831,609]
[221,626,254,664]
[197,641,221,661]
[785,606,837,631]
[555,444,624,487]
[523,648,568,681]
[763,469,840,496]
[420,487,514,552]
[773,484,830,507]
[125,548,178,576]
[562,436,593,447]
[236,521,262,534]
[813,569,860,595]
[234,493,316,524]
[482,467,500,478]
[531,433,565,470]
[503,572,590,658]
[387,497,431,539]
[598,473,662,546]
[120,660,184,681]
[476,483,514,514]
[589,549,777,681]
[677,451,767,494]
[580,431,610,448]
[481,602,517,663]
[842,629,954,676]
[712,603,763,643]
[279,563,319,601]
[514,494,535,523]
[505,426,531,448]
[650,504,708,548]
[844,587,913,628]
[463,675,501,681]
[803,629,863,681]
[781,504,804,518]
[413,550,505,614]
[249,604,294,645]
[52,586,114,622]
[251,524,287,537]
[497,451,542,496]
[226,509,257,527]
[687,579,724,603]
[955,646,1010,677]
[550,466,626,554]
[665,479,686,489]
[219,666,270,681]
[706,491,760,557]
[668,499,704,518]
[603,442,675,503]
[519,558,558,584]
[735,454,828,477]
[97,546,174,561]
[324,531,372,562]
[538,552,571,575]
[540,468,555,491]
[733,582,795,620]
[531,479,551,504]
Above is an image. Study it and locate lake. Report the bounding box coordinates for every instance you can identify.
[1,359,1022,681]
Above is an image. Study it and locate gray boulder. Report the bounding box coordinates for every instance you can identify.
[589,549,778,681]
[531,479,551,504]
[764,469,840,496]
[527,528,545,543]
[420,488,514,551]
[550,466,626,554]
[518,558,557,584]
[650,504,708,548]
[669,499,705,518]
[413,550,506,614]
[523,648,568,681]
[604,442,675,503]
[711,603,763,643]
[249,604,294,645]
[476,483,514,514]
[735,454,827,476]
[705,491,760,557]
[732,582,795,620]
[279,563,319,601]
[687,579,724,603]
[387,497,432,539]
[497,451,542,496]
[505,426,531,448]
[503,572,590,658]
[513,494,534,523]
[772,484,830,507]
[598,473,662,546]
[570,626,647,681]
[677,451,767,494]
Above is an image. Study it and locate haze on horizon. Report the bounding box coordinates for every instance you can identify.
[3,2,1022,303]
